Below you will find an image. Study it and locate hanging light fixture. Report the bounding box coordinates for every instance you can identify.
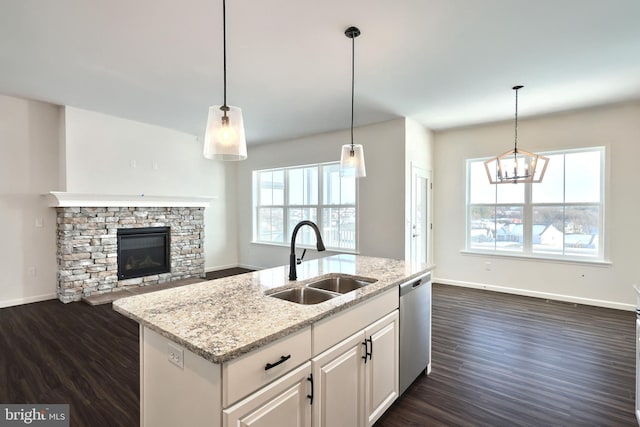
[203,0,247,161]
[484,85,548,184]
[340,26,366,178]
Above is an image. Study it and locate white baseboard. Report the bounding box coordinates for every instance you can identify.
[204,263,243,273]
[433,277,635,312]
[205,263,265,273]
[237,262,266,271]
[0,292,57,308]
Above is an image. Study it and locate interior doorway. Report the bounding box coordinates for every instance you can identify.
[410,165,431,264]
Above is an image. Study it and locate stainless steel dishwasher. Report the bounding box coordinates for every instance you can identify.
[399,271,432,395]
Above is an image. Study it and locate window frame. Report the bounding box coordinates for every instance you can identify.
[465,146,606,262]
[252,161,358,252]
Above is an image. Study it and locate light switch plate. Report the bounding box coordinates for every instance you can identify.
[168,342,184,369]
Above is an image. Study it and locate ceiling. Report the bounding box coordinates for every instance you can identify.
[1,0,640,145]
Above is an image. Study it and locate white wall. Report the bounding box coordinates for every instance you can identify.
[0,95,61,307]
[433,101,640,310]
[63,107,238,272]
[236,119,407,270]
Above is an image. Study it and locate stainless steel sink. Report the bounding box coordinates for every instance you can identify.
[306,275,376,294]
[268,287,337,305]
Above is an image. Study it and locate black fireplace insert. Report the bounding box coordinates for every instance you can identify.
[117,227,170,280]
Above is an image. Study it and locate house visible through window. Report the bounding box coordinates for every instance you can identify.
[467,147,604,260]
[254,162,357,251]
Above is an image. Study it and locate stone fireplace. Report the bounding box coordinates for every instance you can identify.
[50,193,210,303]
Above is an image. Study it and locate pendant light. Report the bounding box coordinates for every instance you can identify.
[484,85,548,184]
[340,26,366,178]
[203,0,247,161]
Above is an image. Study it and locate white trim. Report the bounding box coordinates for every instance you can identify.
[433,277,634,311]
[0,292,57,308]
[237,262,264,271]
[204,263,241,273]
[46,192,215,207]
[459,249,612,266]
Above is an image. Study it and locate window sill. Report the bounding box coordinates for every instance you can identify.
[460,249,612,267]
[251,240,359,255]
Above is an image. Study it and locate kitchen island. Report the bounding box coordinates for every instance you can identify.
[113,254,433,427]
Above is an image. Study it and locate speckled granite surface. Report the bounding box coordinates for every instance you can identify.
[113,254,433,364]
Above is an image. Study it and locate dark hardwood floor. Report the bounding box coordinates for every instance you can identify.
[376,284,636,427]
[0,299,139,426]
[1,281,635,426]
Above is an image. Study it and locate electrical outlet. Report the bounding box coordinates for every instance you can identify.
[130,160,137,169]
[35,218,44,228]
[484,262,492,271]
[152,160,158,170]
[168,343,184,369]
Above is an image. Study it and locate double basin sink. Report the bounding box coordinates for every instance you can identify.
[268,275,377,305]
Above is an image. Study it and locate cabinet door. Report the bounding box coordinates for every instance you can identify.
[312,330,365,427]
[223,362,312,427]
[364,310,399,426]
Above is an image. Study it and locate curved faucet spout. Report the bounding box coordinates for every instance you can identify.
[289,220,326,281]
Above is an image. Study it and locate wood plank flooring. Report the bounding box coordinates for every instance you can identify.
[0,281,635,426]
[375,284,636,427]
[0,299,139,426]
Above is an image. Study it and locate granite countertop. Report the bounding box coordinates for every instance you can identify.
[113,254,433,364]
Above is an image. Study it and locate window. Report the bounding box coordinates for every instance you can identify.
[467,147,604,260]
[254,162,357,251]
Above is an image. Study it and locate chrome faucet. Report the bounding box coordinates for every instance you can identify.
[289,220,326,281]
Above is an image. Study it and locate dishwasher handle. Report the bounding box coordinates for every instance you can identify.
[399,273,431,296]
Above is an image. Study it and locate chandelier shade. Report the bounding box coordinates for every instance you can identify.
[484,148,549,184]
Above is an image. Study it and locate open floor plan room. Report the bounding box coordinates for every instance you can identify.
[1,283,634,426]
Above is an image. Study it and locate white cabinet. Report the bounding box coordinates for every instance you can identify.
[364,311,399,425]
[139,288,401,427]
[312,330,365,427]
[223,327,312,407]
[223,362,312,427]
[312,310,399,427]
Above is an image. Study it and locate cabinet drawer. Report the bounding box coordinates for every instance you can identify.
[313,288,398,356]
[222,326,312,407]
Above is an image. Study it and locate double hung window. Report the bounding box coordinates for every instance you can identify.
[467,147,604,260]
[254,162,357,251]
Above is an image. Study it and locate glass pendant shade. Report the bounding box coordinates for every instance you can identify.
[340,144,366,177]
[203,105,247,161]
[484,148,549,184]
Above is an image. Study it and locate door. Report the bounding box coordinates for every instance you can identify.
[312,330,365,427]
[410,165,430,264]
[223,362,312,427]
[364,311,399,426]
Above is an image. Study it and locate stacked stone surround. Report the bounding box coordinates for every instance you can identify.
[56,206,205,303]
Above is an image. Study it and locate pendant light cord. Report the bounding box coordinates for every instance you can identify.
[350,34,355,149]
[222,0,228,111]
[514,86,519,153]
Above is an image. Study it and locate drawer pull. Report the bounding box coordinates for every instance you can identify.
[307,373,314,405]
[264,354,291,371]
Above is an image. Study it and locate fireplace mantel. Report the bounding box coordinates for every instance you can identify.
[46,192,215,208]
